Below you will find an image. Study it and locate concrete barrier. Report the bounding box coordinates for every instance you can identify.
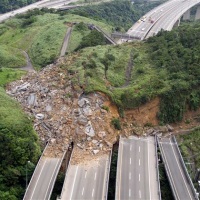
[172,136,199,200]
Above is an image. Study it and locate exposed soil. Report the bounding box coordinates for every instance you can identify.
[6,57,200,163]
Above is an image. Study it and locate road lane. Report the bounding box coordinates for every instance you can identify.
[159,137,196,200]
[24,157,62,200]
[60,148,110,200]
[116,136,160,200]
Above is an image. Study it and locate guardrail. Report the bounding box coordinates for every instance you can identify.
[155,135,162,200]
[48,149,67,200]
[115,135,122,199]
[157,138,178,200]
[23,142,50,200]
[172,136,199,200]
[58,145,75,199]
[105,148,112,200]
[93,25,116,45]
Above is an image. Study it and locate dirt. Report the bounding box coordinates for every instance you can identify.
[6,57,200,163]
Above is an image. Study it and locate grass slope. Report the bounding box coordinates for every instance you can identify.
[0,68,26,87]
[0,11,113,69]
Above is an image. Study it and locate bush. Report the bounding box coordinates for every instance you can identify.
[111,118,121,130]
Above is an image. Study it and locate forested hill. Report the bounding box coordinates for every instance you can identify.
[147,23,200,123]
[0,0,40,13]
[69,0,163,31]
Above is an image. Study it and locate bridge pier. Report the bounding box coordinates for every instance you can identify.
[182,9,191,20]
[173,18,181,27]
[195,5,200,20]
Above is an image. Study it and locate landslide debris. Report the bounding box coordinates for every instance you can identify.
[6,59,119,161]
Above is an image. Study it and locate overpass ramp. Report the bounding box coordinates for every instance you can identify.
[158,136,198,200]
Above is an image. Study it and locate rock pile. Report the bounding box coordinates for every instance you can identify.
[7,63,118,159]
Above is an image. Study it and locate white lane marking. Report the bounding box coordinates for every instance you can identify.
[82,187,84,196]
[129,189,131,197]
[139,146,140,152]
[130,158,131,165]
[92,188,94,197]
[147,141,152,200]
[130,145,132,151]
[85,171,87,178]
[160,140,180,200]
[139,174,140,182]
[94,172,97,180]
[170,138,193,200]
[139,190,141,199]
[69,166,79,200]
[129,172,131,180]
[139,159,140,166]
[44,159,60,200]
[30,159,47,200]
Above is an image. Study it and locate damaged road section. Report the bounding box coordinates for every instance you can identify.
[7,61,118,159]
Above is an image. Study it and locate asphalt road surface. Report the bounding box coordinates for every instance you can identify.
[0,0,79,23]
[60,153,110,200]
[159,137,196,200]
[23,157,62,200]
[115,136,160,200]
[127,0,200,40]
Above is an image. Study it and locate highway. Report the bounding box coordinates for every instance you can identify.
[23,156,64,200]
[0,0,79,23]
[115,136,160,200]
[158,137,196,200]
[59,149,111,200]
[127,0,200,40]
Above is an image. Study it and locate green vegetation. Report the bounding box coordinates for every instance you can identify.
[65,22,200,124]
[159,163,174,200]
[177,129,200,173]
[0,87,41,199]
[0,45,26,68]
[69,0,164,31]
[0,9,113,68]
[0,68,26,87]
[108,144,118,199]
[147,24,200,123]
[77,29,106,50]
[111,118,121,130]
[0,0,40,13]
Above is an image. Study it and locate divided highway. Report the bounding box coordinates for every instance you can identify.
[0,0,79,23]
[59,149,111,200]
[158,137,197,200]
[115,136,160,200]
[128,0,200,40]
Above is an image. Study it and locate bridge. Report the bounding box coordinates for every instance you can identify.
[23,143,68,200]
[115,136,161,200]
[158,136,198,200]
[127,0,200,40]
[58,146,111,200]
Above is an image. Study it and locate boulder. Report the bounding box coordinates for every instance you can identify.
[93,150,99,155]
[85,121,95,137]
[77,115,88,126]
[82,106,92,116]
[46,104,52,112]
[35,113,44,120]
[78,98,90,107]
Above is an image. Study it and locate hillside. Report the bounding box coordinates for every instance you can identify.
[69,0,164,31]
[0,9,113,69]
[0,86,41,199]
[0,2,200,199]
